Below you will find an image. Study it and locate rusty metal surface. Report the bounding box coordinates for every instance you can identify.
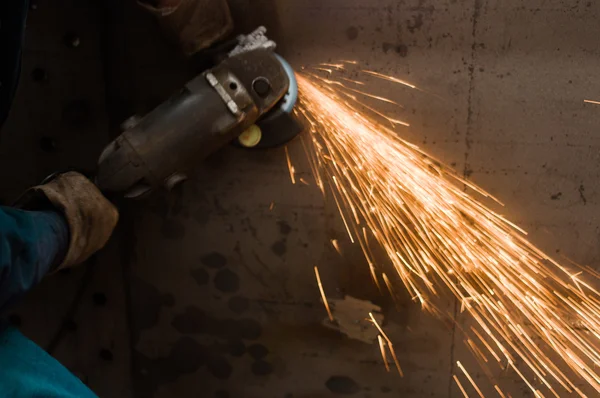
[2,0,600,397]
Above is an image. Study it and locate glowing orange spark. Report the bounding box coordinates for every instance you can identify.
[369,312,403,377]
[331,239,341,254]
[466,338,488,363]
[584,99,600,105]
[362,69,417,89]
[377,335,391,372]
[296,70,600,396]
[494,385,507,398]
[314,67,333,74]
[269,202,275,211]
[314,266,334,322]
[339,76,366,86]
[457,361,484,398]
[453,375,470,398]
[307,73,404,108]
[347,96,410,127]
[284,146,296,184]
[382,273,395,299]
[319,63,345,69]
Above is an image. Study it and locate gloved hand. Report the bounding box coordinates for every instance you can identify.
[137,0,233,55]
[15,172,119,271]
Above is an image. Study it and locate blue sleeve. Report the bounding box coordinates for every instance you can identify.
[0,208,98,397]
[0,206,69,312]
[0,325,98,398]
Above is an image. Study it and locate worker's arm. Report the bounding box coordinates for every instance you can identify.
[0,173,117,398]
[0,172,118,313]
[0,207,69,312]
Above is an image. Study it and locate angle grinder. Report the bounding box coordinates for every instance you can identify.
[96,28,301,199]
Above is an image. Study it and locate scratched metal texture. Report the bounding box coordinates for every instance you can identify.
[2,0,600,397]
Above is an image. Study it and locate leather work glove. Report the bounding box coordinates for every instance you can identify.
[16,172,119,271]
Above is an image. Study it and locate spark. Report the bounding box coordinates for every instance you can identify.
[382,273,395,299]
[326,88,408,128]
[339,77,366,86]
[269,202,275,211]
[584,99,600,105]
[494,385,507,398]
[284,146,296,184]
[314,266,334,322]
[307,72,404,108]
[349,97,410,127]
[319,63,345,70]
[362,69,417,89]
[314,67,333,74]
[453,375,471,398]
[331,239,342,254]
[296,71,600,396]
[378,335,391,372]
[466,338,488,363]
[369,312,403,377]
[457,361,485,398]
[300,177,310,186]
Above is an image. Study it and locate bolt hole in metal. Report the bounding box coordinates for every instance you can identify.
[229,81,238,91]
[31,67,47,82]
[40,136,58,153]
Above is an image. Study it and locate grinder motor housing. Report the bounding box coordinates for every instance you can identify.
[96,49,289,198]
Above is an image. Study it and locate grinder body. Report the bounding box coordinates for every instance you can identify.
[96,50,289,198]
